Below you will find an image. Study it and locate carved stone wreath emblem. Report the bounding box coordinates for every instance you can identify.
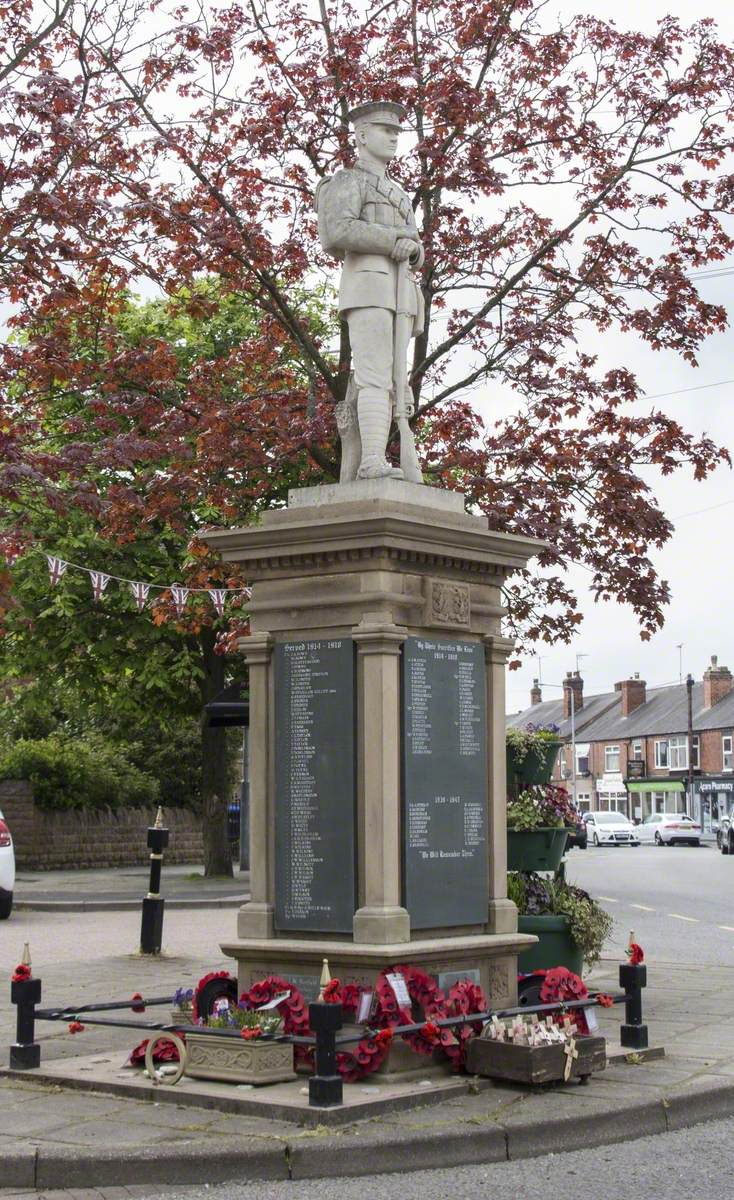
[424,578,471,628]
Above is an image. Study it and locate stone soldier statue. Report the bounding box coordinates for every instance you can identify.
[316,101,425,482]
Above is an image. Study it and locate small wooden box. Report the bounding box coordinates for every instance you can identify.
[466,1035,606,1085]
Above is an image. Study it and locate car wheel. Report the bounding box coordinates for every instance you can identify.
[0,892,12,920]
[593,832,599,846]
[692,839,700,847]
[722,838,730,856]
[654,831,664,845]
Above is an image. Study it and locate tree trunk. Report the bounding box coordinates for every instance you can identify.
[199,627,234,878]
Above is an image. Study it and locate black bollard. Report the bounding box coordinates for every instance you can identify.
[140,807,169,955]
[10,968,42,1069]
[619,962,648,1049]
[308,1001,343,1107]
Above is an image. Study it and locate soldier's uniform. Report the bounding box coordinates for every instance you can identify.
[316,102,425,480]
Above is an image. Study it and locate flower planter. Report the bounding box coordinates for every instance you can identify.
[517,914,584,976]
[170,1008,196,1026]
[506,740,562,788]
[466,1034,606,1085]
[184,1033,296,1085]
[507,827,568,872]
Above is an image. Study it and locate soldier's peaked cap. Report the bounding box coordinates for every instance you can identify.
[348,101,406,127]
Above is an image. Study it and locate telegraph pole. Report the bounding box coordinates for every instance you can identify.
[686,673,695,818]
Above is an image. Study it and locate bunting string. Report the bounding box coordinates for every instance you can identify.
[42,554,250,617]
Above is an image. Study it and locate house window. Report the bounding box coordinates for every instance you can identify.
[691,735,700,769]
[723,735,733,772]
[575,743,590,775]
[604,745,620,772]
[632,740,643,761]
[655,736,693,770]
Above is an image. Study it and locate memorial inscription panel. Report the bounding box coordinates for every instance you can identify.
[402,637,488,928]
[274,638,355,933]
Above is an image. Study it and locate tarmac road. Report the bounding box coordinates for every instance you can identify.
[565,842,734,966]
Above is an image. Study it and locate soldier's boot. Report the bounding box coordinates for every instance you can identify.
[356,388,404,480]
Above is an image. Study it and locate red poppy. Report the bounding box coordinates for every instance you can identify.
[11,964,31,983]
[68,1021,85,1034]
[130,992,145,1013]
[322,979,341,1003]
[422,1020,441,1041]
[375,1028,393,1047]
[627,943,644,965]
[596,994,615,1008]
[240,1027,263,1040]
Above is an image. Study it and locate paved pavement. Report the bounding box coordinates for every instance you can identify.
[3,863,734,1189]
[13,865,249,911]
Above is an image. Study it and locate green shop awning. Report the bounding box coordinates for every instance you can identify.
[626,780,684,793]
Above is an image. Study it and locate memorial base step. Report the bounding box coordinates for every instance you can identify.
[220,932,537,1011]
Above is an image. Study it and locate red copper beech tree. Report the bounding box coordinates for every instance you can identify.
[2,0,733,653]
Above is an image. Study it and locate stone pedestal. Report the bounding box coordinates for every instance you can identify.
[204,479,542,1008]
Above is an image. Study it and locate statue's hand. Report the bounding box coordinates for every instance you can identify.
[392,237,416,262]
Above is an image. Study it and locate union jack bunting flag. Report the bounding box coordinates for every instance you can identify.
[90,571,111,602]
[130,581,151,611]
[171,585,189,616]
[208,589,227,617]
[47,556,68,586]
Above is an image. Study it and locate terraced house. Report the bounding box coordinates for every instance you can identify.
[507,656,734,837]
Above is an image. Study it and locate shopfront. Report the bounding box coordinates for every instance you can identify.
[595,775,629,816]
[693,778,734,834]
[625,779,686,821]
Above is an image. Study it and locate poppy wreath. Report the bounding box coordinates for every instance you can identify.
[441,979,489,1070]
[238,975,311,1069]
[128,1035,184,1066]
[537,966,590,1035]
[374,965,446,1057]
[320,980,393,1083]
[191,970,237,1024]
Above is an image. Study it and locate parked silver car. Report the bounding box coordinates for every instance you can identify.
[637,812,701,846]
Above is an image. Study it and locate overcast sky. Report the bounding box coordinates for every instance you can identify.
[503,0,734,715]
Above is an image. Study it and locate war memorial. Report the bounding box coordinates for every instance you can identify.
[205,100,543,1010]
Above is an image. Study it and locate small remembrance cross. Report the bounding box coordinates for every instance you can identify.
[563,1036,579,1081]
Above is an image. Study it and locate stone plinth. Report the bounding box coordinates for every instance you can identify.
[204,480,543,1006]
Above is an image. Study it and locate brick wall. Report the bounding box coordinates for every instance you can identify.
[0,779,203,870]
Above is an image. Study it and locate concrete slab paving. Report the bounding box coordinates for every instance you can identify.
[3,914,734,1188]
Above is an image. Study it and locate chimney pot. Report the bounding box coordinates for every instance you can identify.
[617,677,647,717]
[703,655,732,709]
[562,670,584,719]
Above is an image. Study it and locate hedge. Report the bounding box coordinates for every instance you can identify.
[0,733,160,811]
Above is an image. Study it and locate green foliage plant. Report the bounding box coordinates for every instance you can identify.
[506,784,578,831]
[508,871,613,968]
[0,733,159,811]
[506,724,561,765]
[206,1006,283,1035]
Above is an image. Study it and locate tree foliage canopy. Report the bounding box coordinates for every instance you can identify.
[2,0,733,651]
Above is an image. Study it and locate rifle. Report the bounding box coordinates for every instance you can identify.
[393,258,423,484]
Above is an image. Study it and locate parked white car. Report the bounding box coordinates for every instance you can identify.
[0,807,15,918]
[583,811,640,847]
[637,812,701,846]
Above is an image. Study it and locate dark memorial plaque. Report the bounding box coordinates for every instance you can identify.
[402,637,488,928]
[274,639,355,933]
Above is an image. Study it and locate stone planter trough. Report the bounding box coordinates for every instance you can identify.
[184,1033,296,1085]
